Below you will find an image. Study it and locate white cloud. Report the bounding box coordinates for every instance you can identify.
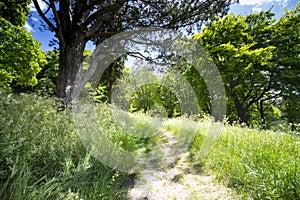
[32,17,39,22]
[238,0,290,13]
[29,0,48,12]
[25,22,35,32]
[280,0,289,7]
[239,0,271,5]
[239,0,288,6]
[252,5,263,12]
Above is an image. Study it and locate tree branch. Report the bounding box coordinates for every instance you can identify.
[126,52,167,66]
[83,0,128,28]
[86,30,122,40]
[49,0,62,39]
[247,72,274,109]
[42,1,51,16]
[32,0,57,32]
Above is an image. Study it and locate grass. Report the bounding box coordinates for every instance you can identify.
[1,92,299,199]
[0,92,157,199]
[190,122,300,199]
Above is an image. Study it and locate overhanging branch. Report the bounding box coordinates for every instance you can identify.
[86,30,122,40]
[32,0,57,32]
[83,0,128,28]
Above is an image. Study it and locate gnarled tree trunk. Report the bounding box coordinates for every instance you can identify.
[56,32,87,105]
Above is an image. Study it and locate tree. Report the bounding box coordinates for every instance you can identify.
[194,13,276,125]
[0,17,46,92]
[183,65,210,115]
[98,57,125,103]
[283,93,300,131]
[272,5,300,130]
[244,11,279,128]
[31,0,238,105]
[34,50,60,95]
[9,50,60,94]
[130,83,160,113]
[0,0,46,92]
[0,0,31,26]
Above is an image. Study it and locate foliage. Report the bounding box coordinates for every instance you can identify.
[0,0,31,26]
[31,0,238,103]
[0,17,46,92]
[35,50,60,95]
[97,57,125,103]
[194,12,276,125]
[272,5,300,129]
[111,67,181,117]
[193,6,300,129]
[183,65,211,115]
[128,83,180,117]
[11,50,59,95]
[129,83,161,113]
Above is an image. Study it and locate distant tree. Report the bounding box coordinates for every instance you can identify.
[130,83,159,113]
[34,50,60,95]
[98,57,125,103]
[283,94,300,131]
[272,5,300,130]
[183,65,210,115]
[194,13,276,125]
[31,0,238,105]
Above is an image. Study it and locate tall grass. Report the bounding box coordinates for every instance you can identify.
[2,92,299,199]
[0,92,156,199]
[191,123,300,199]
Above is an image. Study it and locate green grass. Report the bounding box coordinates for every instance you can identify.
[1,92,299,199]
[190,122,300,199]
[0,92,156,200]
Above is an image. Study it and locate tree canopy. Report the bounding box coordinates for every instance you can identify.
[195,12,276,124]
[272,5,300,129]
[0,0,31,26]
[31,0,238,104]
[0,0,46,92]
[193,5,300,128]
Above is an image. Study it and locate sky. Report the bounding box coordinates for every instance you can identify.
[26,0,299,52]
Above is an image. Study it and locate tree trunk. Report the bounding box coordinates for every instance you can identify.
[288,118,296,131]
[56,36,86,106]
[234,99,249,125]
[108,78,113,104]
[258,100,266,129]
[107,66,113,104]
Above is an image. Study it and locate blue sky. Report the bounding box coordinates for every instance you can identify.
[26,0,298,52]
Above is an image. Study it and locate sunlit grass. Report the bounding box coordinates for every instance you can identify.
[0,93,153,199]
[190,123,300,199]
[1,92,299,199]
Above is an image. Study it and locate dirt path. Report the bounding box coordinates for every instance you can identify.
[127,131,238,200]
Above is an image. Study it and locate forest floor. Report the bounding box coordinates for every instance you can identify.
[127,131,241,200]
